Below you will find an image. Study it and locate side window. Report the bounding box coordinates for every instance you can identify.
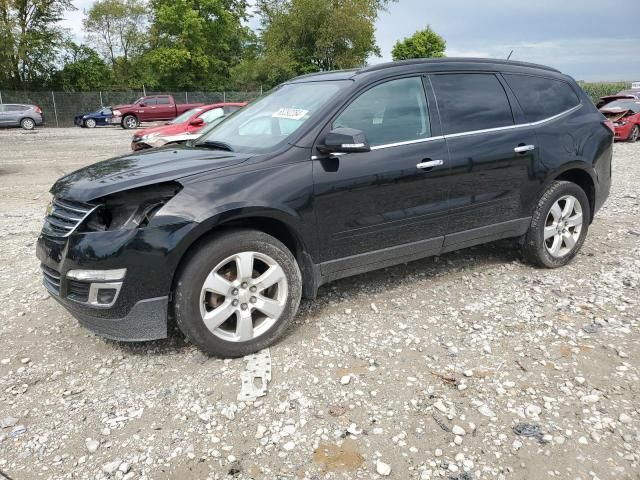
[431,73,514,135]
[8,105,26,111]
[503,74,580,122]
[334,77,431,147]
[0,105,6,113]
[157,97,171,105]
[143,98,157,106]
[200,108,224,123]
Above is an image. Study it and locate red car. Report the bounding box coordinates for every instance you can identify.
[599,98,640,142]
[113,95,206,129]
[131,103,246,151]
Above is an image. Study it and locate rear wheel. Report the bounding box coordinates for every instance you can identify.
[174,230,302,357]
[522,181,590,268]
[629,125,639,143]
[20,118,35,130]
[84,118,97,128]
[122,115,138,129]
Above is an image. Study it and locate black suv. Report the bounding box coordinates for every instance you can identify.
[37,58,613,357]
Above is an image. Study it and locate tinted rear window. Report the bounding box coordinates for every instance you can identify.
[504,74,580,122]
[431,73,514,135]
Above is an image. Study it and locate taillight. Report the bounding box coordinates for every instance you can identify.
[35,106,42,114]
[603,120,615,134]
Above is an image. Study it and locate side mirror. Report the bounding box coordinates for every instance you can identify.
[139,103,146,107]
[189,117,205,127]
[317,127,370,154]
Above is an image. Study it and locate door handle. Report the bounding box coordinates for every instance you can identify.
[416,159,444,170]
[514,144,535,153]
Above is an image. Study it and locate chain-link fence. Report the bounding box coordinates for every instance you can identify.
[0,90,261,127]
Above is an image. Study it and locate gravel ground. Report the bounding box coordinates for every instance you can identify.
[0,127,639,480]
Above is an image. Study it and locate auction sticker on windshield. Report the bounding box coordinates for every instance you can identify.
[272,108,309,121]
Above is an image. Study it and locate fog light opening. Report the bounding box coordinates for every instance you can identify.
[96,288,117,305]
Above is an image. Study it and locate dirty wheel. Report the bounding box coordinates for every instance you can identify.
[174,229,302,357]
[629,125,639,143]
[522,180,590,268]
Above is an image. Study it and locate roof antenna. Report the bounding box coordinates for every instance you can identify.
[506,50,514,60]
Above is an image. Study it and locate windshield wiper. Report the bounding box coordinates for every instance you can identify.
[195,140,234,152]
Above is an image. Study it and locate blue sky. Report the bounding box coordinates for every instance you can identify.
[62,0,640,81]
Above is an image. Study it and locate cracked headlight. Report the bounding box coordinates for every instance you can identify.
[82,182,182,232]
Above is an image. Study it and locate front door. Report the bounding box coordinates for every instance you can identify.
[430,73,539,247]
[312,76,450,270]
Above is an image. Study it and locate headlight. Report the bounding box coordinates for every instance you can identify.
[112,110,122,116]
[82,182,181,232]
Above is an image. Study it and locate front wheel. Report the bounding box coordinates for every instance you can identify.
[84,118,97,128]
[121,115,138,129]
[522,180,590,268]
[174,230,302,357]
[628,125,639,143]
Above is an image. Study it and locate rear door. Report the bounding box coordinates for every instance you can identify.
[312,76,450,268]
[155,96,174,120]
[430,73,539,250]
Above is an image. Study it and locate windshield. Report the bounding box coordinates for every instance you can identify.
[604,100,640,113]
[172,108,203,124]
[196,81,350,153]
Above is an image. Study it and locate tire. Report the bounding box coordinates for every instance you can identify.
[20,118,35,130]
[628,125,639,143]
[522,180,590,268]
[84,118,97,128]
[174,229,302,357]
[122,115,138,129]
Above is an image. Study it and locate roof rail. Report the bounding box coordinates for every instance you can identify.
[357,57,561,74]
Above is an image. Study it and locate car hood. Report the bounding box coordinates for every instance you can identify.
[51,146,252,202]
[599,107,634,122]
[135,122,187,138]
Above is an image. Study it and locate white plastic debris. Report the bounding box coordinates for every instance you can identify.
[237,348,272,402]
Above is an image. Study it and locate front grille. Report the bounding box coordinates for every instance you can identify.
[41,264,61,295]
[42,198,97,237]
[67,280,90,303]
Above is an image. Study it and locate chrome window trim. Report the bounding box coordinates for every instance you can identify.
[311,103,581,158]
[444,103,582,139]
[370,136,445,151]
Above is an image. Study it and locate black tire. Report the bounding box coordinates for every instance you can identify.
[84,118,97,128]
[629,125,639,143]
[174,229,302,357]
[20,118,35,130]
[121,115,138,129]
[522,180,590,268]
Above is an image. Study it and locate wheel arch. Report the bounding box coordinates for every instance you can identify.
[169,210,319,306]
[543,164,596,223]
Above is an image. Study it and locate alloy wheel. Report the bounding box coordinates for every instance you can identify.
[544,195,583,258]
[630,126,639,143]
[21,119,34,130]
[85,119,96,128]
[124,117,137,129]
[199,251,288,342]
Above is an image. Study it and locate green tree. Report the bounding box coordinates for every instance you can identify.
[145,0,251,90]
[84,0,148,66]
[391,26,446,61]
[0,0,74,88]
[255,0,393,82]
[51,42,113,91]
